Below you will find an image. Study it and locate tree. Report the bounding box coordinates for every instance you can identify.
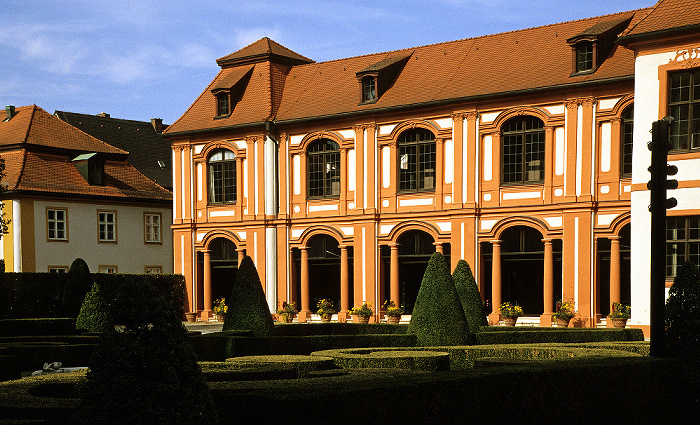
[61,258,93,318]
[222,256,275,336]
[407,252,470,346]
[75,283,113,333]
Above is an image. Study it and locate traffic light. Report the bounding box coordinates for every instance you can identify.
[647,116,677,212]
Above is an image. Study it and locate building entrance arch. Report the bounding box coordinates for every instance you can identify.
[500,226,545,314]
[294,234,344,313]
[200,237,239,304]
[597,223,631,317]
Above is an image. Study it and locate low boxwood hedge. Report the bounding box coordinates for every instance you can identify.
[310,349,450,371]
[273,323,407,336]
[474,326,644,344]
[198,361,298,381]
[0,370,85,423]
[0,318,76,337]
[225,355,337,378]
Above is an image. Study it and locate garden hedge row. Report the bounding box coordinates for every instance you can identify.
[0,318,76,337]
[474,326,644,344]
[273,322,407,336]
[224,355,338,378]
[310,349,451,371]
[208,355,685,423]
[188,333,418,361]
[0,272,186,320]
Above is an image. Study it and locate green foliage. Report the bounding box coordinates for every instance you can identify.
[609,301,631,319]
[222,256,275,337]
[475,327,644,344]
[406,252,470,346]
[665,261,700,395]
[61,259,93,318]
[73,279,216,425]
[452,260,487,337]
[0,272,68,318]
[349,302,372,317]
[75,283,113,333]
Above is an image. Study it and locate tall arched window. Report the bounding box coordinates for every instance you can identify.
[208,149,236,204]
[398,128,436,191]
[621,106,634,177]
[307,139,340,198]
[501,116,545,184]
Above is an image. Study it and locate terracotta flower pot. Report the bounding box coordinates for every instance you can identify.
[610,317,628,328]
[185,312,197,322]
[387,315,401,324]
[320,315,332,323]
[356,315,370,324]
[554,317,571,327]
[503,317,517,326]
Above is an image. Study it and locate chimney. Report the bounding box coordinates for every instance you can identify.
[151,118,163,132]
[3,105,15,122]
[97,112,110,118]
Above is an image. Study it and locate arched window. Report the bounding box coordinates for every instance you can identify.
[398,128,436,191]
[307,139,340,198]
[501,116,545,184]
[621,106,633,177]
[208,149,236,204]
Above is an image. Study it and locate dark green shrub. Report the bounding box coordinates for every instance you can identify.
[0,318,76,336]
[75,283,113,333]
[1,273,68,318]
[665,261,700,397]
[73,280,216,425]
[406,252,470,346]
[453,259,487,341]
[93,273,186,320]
[222,256,275,337]
[61,259,93,318]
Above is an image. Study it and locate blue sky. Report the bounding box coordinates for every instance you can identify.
[1,0,653,125]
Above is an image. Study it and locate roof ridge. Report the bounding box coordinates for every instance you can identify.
[294,8,647,68]
[21,105,38,145]
[622,0,664,36]
[55,110,160,126]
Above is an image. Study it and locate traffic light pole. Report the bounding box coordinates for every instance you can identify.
[648,117,676,357]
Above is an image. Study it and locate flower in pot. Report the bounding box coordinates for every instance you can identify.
[383,300,404,324]
[609,302,631,328]
[551,300,576,327]
[498,301,523,326]
[276,301,297,323]
[213,298,227,321]
[350,302,373,323]
[316,299,336,322]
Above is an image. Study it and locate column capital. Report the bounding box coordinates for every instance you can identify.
[388,242,400,249]
[491,239,501,246]
[541,238,554,245]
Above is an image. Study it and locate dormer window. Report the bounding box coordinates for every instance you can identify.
[216,92,230,117]
[567,15,633,76]
[576,41,594,73]
[362,76,376,103]
[210,65,254,119]
[356,51,412,105]
[73,153,105,186]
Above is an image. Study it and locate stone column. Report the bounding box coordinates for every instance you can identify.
[202,249,213,320]
[339,245,350,322]
[390,242,400,305]
[237,247,245,265]
[541,238,554,326]
[298,247,311,322]
[488,240,502,324]
[610,236,621,307]
[434,242,443,254]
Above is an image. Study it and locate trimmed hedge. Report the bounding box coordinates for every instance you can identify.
[407,252,470,346]
[75,283,112,333]
[199,361,298,381]
[310,349,450,371]
[188,333,417,361]
[222,256,275,337]
[0,318,76,337]
[61,259,92,318]
[273,323,407,336]
[0,273,68,319]
[475,327,644,344]
[225,355,337,377]
[0,370,85,423]
[453,260,487,342]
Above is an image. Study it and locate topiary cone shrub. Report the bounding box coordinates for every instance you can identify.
[222,256,275,337]
[665,261,700,398]
[407,252,470,346]
[453,259,488,342]
[61,258,93,318]
[75,283,113,333]
[73,279,217,425]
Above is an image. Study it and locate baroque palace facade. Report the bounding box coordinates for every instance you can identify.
[165,0,700,334]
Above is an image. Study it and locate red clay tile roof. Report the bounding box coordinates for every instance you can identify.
[1,105,171,201]
[0,105,127,155]
[166,8,651,135]
[1,149,171,201]
[211,65,254,92]
[216,37,314,68]
[624,0,700,38]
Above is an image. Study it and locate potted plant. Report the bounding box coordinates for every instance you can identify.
[551,300,576,327]
[498,301,523,326]
[316,299,336,322]
[383,300,404,324]
[609,302,631,328]
[276,301,297,323]
[350,302,373,323]
[212,298,227,321]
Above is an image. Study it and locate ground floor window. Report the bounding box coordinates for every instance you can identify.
[667,216,700,277]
